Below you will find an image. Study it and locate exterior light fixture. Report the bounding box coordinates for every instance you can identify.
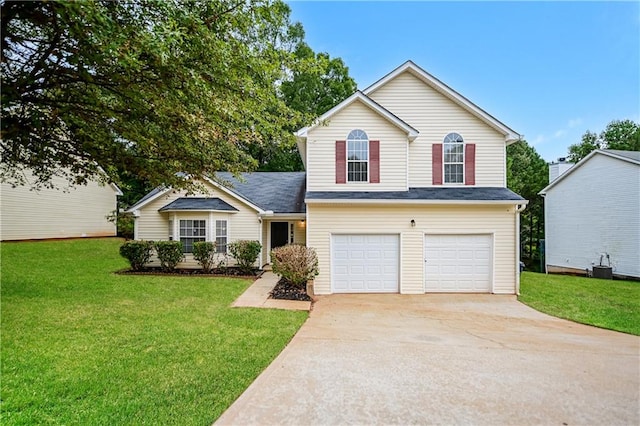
[411,219,416,227]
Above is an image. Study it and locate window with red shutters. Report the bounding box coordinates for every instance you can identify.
[464,143,476,185]
[335,140,346,184]
[369,140,380,183]
[432,143,443,185]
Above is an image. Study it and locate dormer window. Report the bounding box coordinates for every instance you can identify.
[443,133,464,184]
[347,129,369,182]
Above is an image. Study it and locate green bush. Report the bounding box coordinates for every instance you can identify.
[119,240,153,271]
[193,241,216,273]
[271,244,318,288]
[116,213,135,240]
[228,240,262,274]
[155,241,184,272]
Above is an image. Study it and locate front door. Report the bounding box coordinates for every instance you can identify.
[270,222,289,250]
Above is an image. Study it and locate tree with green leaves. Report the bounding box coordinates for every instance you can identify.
[248,42,357,172]
[507,140,549,270]
[567,119,640,163]
[1,0,309,191]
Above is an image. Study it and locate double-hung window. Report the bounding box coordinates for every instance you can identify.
[179,219,206,253]
[215,220,228,253]
[347,129,369,182]
[443,132,464,184]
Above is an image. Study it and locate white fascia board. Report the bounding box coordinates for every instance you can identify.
[295,91,419,140]
[260,213,306,220]
[202,176,265,214]
[364,60,520,141]
[111,183,124,196]
[305,198,528,206]
[159,209,238,214]
[125,187,172,213]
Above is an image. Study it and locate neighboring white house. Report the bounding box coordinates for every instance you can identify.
[539,149,640,279]
[130,60,528,294]
[1,170,122,241]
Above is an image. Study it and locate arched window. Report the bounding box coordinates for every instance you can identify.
[347,129,368,182]
[443,132,464,184]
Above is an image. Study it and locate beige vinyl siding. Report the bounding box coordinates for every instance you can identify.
[306,100,408,191]
[135,181,261,268]
[307,203,517,294]
[294,220,306,245]
[368,72,507,187]
[1,172,117,241]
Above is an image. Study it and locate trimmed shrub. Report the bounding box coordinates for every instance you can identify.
[119,240,153,271]
[228,240,262,274]
[271,244,319,289]
[155,241,184,272]
[193,241,216,273]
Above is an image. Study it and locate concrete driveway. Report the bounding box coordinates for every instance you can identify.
[216,294,639,425]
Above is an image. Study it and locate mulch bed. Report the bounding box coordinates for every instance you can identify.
[116,267,262,278]
[270,278,312,301]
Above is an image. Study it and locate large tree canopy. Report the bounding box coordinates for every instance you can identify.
[247,42,357,172]
[1,0,310,190]
[567,119,640,163]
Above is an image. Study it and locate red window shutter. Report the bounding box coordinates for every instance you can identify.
[465,144,476,185]
[432,144,443,185]
[369,140,380,183]
[335,140,346,184]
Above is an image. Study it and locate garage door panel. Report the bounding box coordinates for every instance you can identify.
[425,234,492,293]
[332,234,399,293]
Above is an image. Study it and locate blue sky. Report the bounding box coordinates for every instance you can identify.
[287,1,640,162]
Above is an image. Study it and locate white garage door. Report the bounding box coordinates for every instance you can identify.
[424,234,492,293]
[332,234,399,293]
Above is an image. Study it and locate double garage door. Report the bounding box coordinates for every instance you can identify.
[331,233,492,293]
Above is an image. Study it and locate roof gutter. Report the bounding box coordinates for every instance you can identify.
[305,198,529,206]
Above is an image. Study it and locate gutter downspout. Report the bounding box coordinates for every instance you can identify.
[515,203,527,295]
[540,193,548,274]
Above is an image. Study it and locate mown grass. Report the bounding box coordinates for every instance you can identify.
[519,271,640,335]
[1,238,308,425]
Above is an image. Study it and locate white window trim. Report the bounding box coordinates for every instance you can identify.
[215,219,228,254]
[346,130,369,183]
[443,132,465,185]
[179,218,207,253]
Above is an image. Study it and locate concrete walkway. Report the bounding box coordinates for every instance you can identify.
[232,271,311,311]
[216,294,639,425]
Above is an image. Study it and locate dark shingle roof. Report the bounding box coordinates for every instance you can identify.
[216,172,306,213]
[158,197,238,212]
[306,187,525,202]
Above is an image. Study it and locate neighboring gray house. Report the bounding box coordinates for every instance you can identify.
[539,149,640,279]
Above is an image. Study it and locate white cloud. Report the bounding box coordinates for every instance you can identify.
[554,129,567,138]
[531,134,546,146]
[567,118,583,128]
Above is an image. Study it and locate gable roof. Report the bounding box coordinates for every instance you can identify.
[158,197,238,212]
[215,172,306,213]
[306,187,525,204]
[295,91,419,141]
[364,60,521,143]
[127,172,307,214]
[539,149,640,195]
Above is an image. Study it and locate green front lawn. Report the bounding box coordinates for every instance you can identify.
[519,272,640,335]
[1,238,307,425]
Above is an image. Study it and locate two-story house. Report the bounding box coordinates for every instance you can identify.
[128,61,527,294]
